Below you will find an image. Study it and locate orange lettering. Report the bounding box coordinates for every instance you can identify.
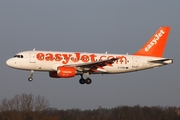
[100,55,106,61]
[45,53,54,61]
[81,55,89,62]
[62,54,72,64]
[89,54,97,62]
[71,52,80,62]
[36,52,128,65]
[116,56,127,64]
[107,56,114,59]
[36,53,44,61]
[55,54,62,61]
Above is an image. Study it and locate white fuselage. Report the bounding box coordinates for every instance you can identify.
[6,50,172,74]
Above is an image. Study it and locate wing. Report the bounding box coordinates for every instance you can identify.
[67,58,118,73]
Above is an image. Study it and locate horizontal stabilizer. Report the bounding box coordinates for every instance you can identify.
[149,58,173,64]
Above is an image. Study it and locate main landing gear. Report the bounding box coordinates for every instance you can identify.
[79,73,92,85]
[28,70,34,82]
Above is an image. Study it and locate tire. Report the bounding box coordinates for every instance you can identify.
[28,77,33,82]
[79,78,85,84]
[86,78,92,84]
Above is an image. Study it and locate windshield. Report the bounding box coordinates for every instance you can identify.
[14,55,23,58]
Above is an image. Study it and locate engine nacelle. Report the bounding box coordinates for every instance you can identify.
[49,66,76,78]
[49,71,59,78]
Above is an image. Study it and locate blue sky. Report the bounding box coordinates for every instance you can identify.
[0,0,180,110]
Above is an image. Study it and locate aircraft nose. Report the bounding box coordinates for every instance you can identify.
[6,59,14,67]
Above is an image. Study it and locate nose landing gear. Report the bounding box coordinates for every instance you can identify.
[28,70,34,82]
[28,77,33,81]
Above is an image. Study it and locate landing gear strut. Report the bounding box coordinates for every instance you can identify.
[28,70,34,82]
[79,73,92,85]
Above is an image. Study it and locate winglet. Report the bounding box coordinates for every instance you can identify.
[133,26,170,57]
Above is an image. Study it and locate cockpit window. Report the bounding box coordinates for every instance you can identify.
[14,55,23,58]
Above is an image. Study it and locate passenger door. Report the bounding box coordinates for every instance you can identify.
[132,57,138,68]
[30,51,35,63]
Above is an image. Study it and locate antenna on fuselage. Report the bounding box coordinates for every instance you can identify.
[33,48,35,51]
[105,51,108,54]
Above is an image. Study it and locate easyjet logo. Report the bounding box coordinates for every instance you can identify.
[36,52,128,65]
[145,29,165,52]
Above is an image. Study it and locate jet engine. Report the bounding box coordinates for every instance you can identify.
[49,66,76,78]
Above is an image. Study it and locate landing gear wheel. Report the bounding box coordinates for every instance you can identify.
[28,70,34,82]
[86,78,92,84]
[28,77,33,82]
[79,74,92,85]
[79,78,86,84]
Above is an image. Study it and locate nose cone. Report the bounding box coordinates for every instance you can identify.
[6,59,14,67]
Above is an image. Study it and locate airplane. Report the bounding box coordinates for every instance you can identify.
[6,26,173,84]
